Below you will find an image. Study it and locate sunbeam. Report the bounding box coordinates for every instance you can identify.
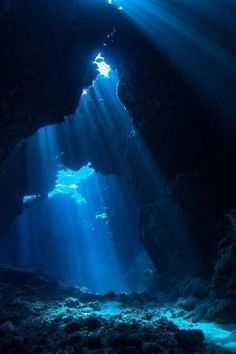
[108,0,236,124]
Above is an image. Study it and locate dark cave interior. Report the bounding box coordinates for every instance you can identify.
[0,0,236,353]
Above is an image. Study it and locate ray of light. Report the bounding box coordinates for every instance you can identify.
[0,54,196,294]
[108,0,236,125]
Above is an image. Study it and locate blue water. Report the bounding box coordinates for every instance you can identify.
[0,55,152,294]
[0,53,198,294]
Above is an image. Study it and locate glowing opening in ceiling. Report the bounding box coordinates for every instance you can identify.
[48,163,95,204]
[94,53,111,78]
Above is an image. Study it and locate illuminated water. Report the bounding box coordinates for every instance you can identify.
[0,55,152,294]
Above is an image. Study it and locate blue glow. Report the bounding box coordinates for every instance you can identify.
[82,89,89,95]
[93,53,111,78]
[0,65,153,293]
[99,301,122,316]
[23,195,40,204]
[0,55,192,296]
[96,212,108,220]
[11,168,150,294]
[48,165,94,204]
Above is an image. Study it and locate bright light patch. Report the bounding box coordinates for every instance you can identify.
[96,212,108,220]
[107,0,123,10]
[23,195,40,204]
[98,302,122,316]
[165,309,236,350]
[82,89,88,96]
[94,53,111,78]
[69,184,78,190]
[48,164,95,204]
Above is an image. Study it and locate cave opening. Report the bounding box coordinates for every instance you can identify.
[0,54,153,295]
[1,163,151,294]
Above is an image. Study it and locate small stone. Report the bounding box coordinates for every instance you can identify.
[86,335,103,349]
[175,329,205,349]
[144,342,164,353]
[13,335,24,344]
[177,296,198,311]
[0,321,15,333]
[64,297,81,308]
[84,316,102,330]
[82,306,93,313]
[126,335,143,347]
[114,347,143,354]
[88,301,102,311]
[64,320,82,333]
[110,334,128,348]
[144,312,153,321]
[110,334,143,348]
[67,334,83,346]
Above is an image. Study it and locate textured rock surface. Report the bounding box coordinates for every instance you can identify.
[114,3,236,309]
[206,212,236,323]
[117,36,236,276]
[0,265,230,354]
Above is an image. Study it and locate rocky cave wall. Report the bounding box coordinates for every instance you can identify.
[113,3,236,318]
[116,35,236,275]
[0,0,236,320]
[0,0,131,170]
[0,0,136,236]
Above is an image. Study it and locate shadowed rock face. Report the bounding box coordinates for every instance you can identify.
[0,0,128,170]
[0,0,236,320]
[113,5,236,313]
[0,0,135,237]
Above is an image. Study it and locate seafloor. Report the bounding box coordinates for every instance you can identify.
[0,265,234,354]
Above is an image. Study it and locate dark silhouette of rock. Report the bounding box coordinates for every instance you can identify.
[175,329,205,349]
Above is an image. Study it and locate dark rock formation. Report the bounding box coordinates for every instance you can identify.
[113,1,236,309]
[205,212,236,323]
[175,329,205,350]
[0,143,27,237]
[117,31,236,270]
[0,0,131,170]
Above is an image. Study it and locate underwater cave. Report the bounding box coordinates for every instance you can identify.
[0,0,236,353]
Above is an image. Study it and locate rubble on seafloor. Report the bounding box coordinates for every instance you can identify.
[0,265,234,353]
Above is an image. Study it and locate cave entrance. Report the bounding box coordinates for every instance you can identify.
[0,54,152,294]
[0,163,151,294]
